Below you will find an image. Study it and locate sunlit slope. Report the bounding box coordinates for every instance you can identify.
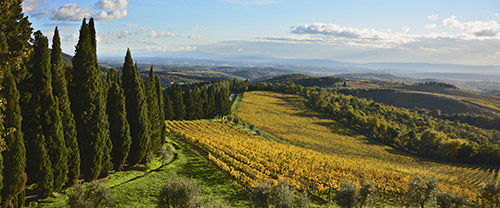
[236,91,497,201]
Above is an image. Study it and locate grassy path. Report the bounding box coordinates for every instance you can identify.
[29,135,251,208]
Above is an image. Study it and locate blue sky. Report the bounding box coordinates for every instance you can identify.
[23,0,500,65]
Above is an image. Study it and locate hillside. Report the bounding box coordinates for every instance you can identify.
[235,91,496,204]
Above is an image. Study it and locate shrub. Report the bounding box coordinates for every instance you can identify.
[335,181,358,208]
[159,143,175,166]
[405,176,438,208]
[233,117,239,125]
[249,124,256,130]
[157,177,201,208]
[251,180,310,208]
[359,182,377,207]
[436,191,467,208]
[252,183,272,208]
[293,192,310,208]
[270,180,295,208]
[67,182,114,208]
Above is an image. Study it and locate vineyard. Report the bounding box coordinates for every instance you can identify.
[229,91,497,203]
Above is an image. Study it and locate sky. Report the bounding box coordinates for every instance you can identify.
[23,0,500,66]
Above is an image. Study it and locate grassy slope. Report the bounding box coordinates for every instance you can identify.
[236,91,497,202]
[28,135,251,208]
[397,85,500,114]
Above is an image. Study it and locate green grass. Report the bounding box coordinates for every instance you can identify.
[28,135,252,208]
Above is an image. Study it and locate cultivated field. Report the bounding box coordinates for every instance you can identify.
[233,91,498,203]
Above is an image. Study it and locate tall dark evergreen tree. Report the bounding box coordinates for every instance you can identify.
[146,66,162,155]
[191,87,204,120]
[1,65,26,207]
[216,87,231,117]
[164,91,175,120]
[155,76,167,142]
[121,49,150,165]
[51,27,80,187]
[34,31,68,193]
[0,31,7,205]
[203,85,216,118]
[0,1,32,204]
[23,31,55,198]
[70,19,110,180]
[88,18,97,53]
[170,83,185,120]
[106,69,132,170]
[184,87,194,120]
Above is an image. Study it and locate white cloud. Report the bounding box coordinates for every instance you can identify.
[427,14,438,21]
[50,0,129,21]
[443,15,500,38]
[51,3,94,21]
[136,27,148,31]
[94,9,128,21]
[95,0,128,10]
[283,23,416,48]
[108,30,130,39]
[61,33,79,42]
[193,25,205,30]
[94,0,129,20]
[23,0,44,13]
[221,0,279,5]
[402,26,410,32]
[134,40,198,52]
[149,30,200,39]
[425,24,436,29]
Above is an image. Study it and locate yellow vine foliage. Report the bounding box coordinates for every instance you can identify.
[166,91,497,203]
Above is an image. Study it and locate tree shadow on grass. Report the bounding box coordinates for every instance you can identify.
[173,138,251,205]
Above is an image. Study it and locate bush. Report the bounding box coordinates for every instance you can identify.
[359,182,377,207]
[436,191,467,208]
[293,192,310,208]
[157,177,201,208]
[405,176,438,208]
[67,182,114,208]
[252,183,272,208]
[159,143,175,166]
[249,124,256,130]
[270,180,295,208]
[251,180,310,208]
[335,181,358,208]
[233,117,239,125]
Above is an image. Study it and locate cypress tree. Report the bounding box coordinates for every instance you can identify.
[121,49,150,165]
[70,19,110,180]
[88,18,97,53]
[51,27,80,187]
[1,65,27,207]
[216,87,231,117]
[0,31,6,205]
[106,69,131,170]
[191,87,204,120]
[170,83,185,120]
[155,76,167,142]
[164,91,175,120]
[146,66,162,155]
[184,87,194,120]
[203,85,216,118]
[23,31,55,197]
[0,1,32,203]
[34,31,68,192]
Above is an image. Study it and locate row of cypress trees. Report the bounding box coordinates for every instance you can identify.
[0,1,235,205]
[164,83,232,121]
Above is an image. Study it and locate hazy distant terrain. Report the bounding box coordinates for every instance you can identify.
[99,54,500,93]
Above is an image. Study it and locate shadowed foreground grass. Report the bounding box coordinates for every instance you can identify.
[28,135,252,208]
